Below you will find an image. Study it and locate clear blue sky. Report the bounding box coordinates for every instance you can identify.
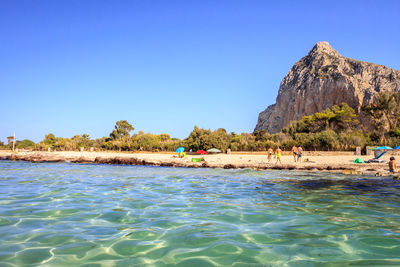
[1,0,399,143]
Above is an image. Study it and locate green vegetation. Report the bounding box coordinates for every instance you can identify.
[279,103,366,150]
[2,94,399,152]
[15,139,36,149]
[284,103,359,134]
[361,91,400,144]
[0,139,35,150]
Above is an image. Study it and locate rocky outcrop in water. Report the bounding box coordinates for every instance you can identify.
[255,42,400,133]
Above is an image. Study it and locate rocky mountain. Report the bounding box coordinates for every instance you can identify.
[255,42,400,133]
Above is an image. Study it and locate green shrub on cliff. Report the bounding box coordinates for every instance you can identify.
[284,103,359,135]
[362,91,400,132]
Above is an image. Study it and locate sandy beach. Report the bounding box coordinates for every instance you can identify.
[1,150,399,178]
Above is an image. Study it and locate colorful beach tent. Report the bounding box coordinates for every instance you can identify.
[207,148,221,153]
[176,147,185,153]
[366,151,386,163]
[353,158,365,164]
[196,150,208,155]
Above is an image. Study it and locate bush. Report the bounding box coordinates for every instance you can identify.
[315,130,339,150]
[264,140,277,150]
[280,140,297,150]
[15,139,35,149]
[389,127,400,138]
[338,131,368,150]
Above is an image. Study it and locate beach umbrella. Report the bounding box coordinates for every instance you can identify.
[373,146,392,150]
[176,147,185,153]
[394,146,400,150]
[207,148,221,153]
[196,150,208,155]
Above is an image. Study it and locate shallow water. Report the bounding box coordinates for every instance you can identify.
[0,160,400,266]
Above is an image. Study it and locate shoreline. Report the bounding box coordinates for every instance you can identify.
[0,151,398,178]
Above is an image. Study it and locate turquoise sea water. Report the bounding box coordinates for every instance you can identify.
[0,161,400,266]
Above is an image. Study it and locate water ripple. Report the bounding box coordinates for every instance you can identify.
[0,160,400,266]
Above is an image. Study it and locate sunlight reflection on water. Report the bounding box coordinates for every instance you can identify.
[1,160,400,266]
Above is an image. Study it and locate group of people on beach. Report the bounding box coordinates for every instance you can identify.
[267,147,283,164]
[267,147,281,164]
[291,145,303,163]
[266,145,304,164]
[265,147,398,174]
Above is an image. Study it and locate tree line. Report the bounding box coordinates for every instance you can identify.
[2,92,399,152]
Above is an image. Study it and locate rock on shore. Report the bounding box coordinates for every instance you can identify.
[255,41,400,133]
[0,151,396,178]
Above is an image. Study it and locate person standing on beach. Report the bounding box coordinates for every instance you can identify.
[389,157,398,173]
[267,147,273,162]
[297,146,303,163]
[275,147,282,164]
[291,145,298,162]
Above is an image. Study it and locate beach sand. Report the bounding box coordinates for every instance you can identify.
[1,150,398,178]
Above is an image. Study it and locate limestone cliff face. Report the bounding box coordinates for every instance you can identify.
[255,42,400,133]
